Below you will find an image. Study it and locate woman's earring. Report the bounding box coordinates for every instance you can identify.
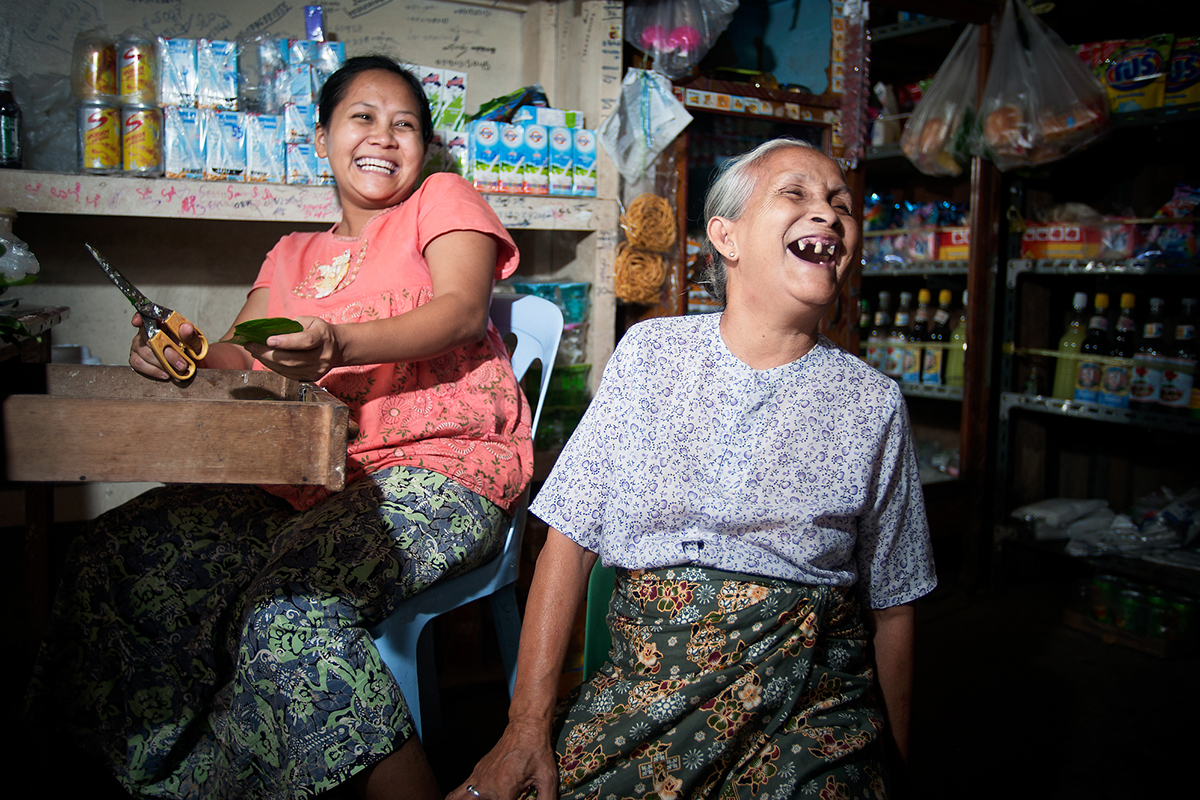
[728,250,736,259]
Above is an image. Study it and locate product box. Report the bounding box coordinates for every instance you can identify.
[438,70,467,131]
[286,64,315,104]
[470,120,500,192]
[164,105,205,179]
[160,38,198,107]
[497,122,524,193]
[512,106,584,129]
[521,123,549,195]
[204,109,245,181]
[548,125,573,196]
[197,39,239,109]
[286,142,318,184]
[284,102,315,143]
[246,113,285,183]
[936,227,970,260]
[1020,224,1104,259]
[288,39,320,67]
[315,154,335,185]
[571,128,596,197]
[445,129,469,178]
[417,66,444,124]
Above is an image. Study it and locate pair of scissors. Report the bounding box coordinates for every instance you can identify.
[86,243,210,380]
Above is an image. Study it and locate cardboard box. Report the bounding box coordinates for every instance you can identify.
[937,227,971,260]
[3,365,349,489]
[1021,224,1104,259]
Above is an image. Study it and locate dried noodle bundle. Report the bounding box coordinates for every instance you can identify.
[614,242,667,305]
[621,193,677,252]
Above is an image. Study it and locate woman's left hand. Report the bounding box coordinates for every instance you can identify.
[245,316,343,381]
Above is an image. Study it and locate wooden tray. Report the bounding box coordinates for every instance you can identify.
[3,365,349,490]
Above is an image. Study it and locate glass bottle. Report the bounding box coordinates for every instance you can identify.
[1100,293,1136,409]
[866,291,891,372]
[904,288,932,383]
[884,291,913,380]
[0,77,21,169]
[922,289,953,385]
[945,290,968,388]
[1160,297,1197,415]
[1052,292,1089,400]
[1130,297,1166,410]
[1074,293,1110,404]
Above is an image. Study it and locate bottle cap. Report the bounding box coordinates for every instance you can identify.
[1073,292,1087,309]
[1094,293,1109,309]
[918,288,931,302]
[1121,292,1136,309]
[939,289,953,304]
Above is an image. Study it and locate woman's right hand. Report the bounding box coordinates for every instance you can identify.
[128,312,195,380]
[448,717,558,800]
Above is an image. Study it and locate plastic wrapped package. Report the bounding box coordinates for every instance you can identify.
[899,24,980,177]
[623,0,739,79]
[973,0,1109,170]
[12,73,77,173]
[0,232,41,287]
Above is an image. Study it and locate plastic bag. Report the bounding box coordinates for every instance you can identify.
[974,0,1109,171]
[0,233,41,286]
[11,74,76,173]
[899,24,980,177]
[598,69,692,184]
[624,0,739,80]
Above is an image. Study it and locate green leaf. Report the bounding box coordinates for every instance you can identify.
[217,317,303,346]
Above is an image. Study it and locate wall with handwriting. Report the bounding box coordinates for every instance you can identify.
[3,0,527,113]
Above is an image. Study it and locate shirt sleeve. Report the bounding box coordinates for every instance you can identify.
[853,391,938,608]
[415,173,520,280]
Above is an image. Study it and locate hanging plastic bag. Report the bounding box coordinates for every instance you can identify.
[598,69,692,184]
[974,0,1109,171]
[624,0,739,80]
[899,24,981,177]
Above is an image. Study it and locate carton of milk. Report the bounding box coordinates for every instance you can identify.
[204,109,246,181]
[286,142,318,184]
[572,128,596,197]
[246,113,285,183]
[197,39,239,109]
[315,154,335,185]
[417,67,444,124]
[548,125,573,196]
[164,105,204,179]
[470,119,500,192]
[284,102,315,143]
[497,123,524,193]
[161,38,198,107]
[438,70,467,131]
[521,123,549,195]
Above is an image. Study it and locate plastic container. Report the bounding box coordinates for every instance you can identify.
[526,363,591,407]
[510,280,591,324]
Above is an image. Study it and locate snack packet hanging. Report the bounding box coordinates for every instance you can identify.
[1164,37,1200,107]
[899,24,979,177]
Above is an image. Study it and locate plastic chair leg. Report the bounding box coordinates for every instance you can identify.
[489,585,521,698]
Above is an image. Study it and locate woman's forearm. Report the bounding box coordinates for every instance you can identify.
[865,602,915,764]
[509,528,598,724]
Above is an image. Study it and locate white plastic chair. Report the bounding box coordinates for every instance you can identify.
[369,293,563,743]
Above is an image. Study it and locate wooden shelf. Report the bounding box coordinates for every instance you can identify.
[0,170,617,232]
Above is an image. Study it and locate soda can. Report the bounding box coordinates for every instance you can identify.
[118,35,158,105]
[77,100,122,173]
[122,104,163,176]
[72,32,117,100]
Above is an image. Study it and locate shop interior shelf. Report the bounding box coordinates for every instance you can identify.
[1006,258,1200,287]
[862,259,970,276]
[999,391,1200,434]
[899,382,964,401]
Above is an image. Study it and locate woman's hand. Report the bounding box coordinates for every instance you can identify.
[128,312,197,380]
[244,315,343,381]
[448,717,558,800]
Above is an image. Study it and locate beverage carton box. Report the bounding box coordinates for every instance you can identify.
[203,109,245,181]
[572,128,596,197]
[246,113,285,183]
[417,66,445,125]
[469,119,500,192]
[497,122,523,193]
[284,102,315,143]
[438,70,467,131]
[197,39,238,109]
[161,38,198,107]
[164,105,204,179]
[548,125,573,196]
[286,141,318,184]
[521,123,549,195]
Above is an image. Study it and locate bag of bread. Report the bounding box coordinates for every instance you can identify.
[974,0,1109,171]
[899,24,980,177]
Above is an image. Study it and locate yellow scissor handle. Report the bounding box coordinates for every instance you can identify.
[158,310,209,361]
[147,327,198,381]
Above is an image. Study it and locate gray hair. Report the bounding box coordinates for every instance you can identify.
[699,137,820,305]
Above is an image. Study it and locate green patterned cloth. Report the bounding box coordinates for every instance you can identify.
[552,567,890,800]
[26,466,507,799]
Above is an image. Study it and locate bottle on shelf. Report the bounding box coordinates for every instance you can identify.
[922,289,953,385]
[0,77,21,169]
[884,291,913,380]
[1099,292,1136,409]
[904,288,933,383]
[1130,297,1167,411]
[1052,292,1089,400]
[866,291,892,372]
[945,290,968,388]
[1074,293,1110,404]
[1160,297,1196,416]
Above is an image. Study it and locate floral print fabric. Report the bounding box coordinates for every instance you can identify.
[551,567,889,800]
[26,467,506,799]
